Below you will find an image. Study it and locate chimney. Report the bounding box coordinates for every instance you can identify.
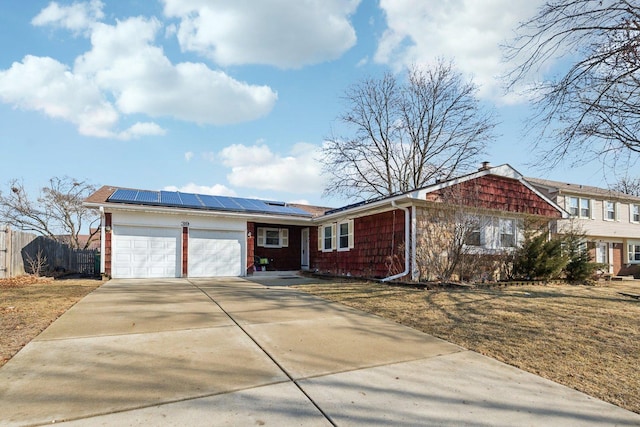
[479,161,491,171]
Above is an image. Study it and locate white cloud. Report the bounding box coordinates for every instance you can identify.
[184,151,194,161]
[118,122,166,140]
[163,183,237,197]
[0,8,278,138]
[32,0,104,33]
[0,55,119,137]
[375,0,544,102]
[75,17,278,125]
[218,142,325,193]
[162,0,360,68]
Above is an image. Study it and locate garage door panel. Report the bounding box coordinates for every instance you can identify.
[189,230,244,277]
[112,226,181,279]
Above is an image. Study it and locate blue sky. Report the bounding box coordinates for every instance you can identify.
[0,0,621,208]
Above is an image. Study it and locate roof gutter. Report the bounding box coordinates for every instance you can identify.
[381,201,410,283]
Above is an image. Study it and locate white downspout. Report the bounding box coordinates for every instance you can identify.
[411,207,418,281]
[381,201,410,282]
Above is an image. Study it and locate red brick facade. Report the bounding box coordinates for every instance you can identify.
[182,226,188,277]
[104,212,112,277]
[246,222,256,274]
[312,209,407,279]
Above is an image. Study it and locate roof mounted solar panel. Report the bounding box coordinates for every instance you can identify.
[160,191,182,206]
[108,188,138,202]
[106,187,311,217]
[136,190,159,203]
[178,192,203,208]
[214,196,242,210]
[198,194,225,209]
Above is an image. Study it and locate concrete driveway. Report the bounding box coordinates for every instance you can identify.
[1,277,638,426]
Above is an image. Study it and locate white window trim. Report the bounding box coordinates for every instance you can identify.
[319,224,336,252]
[567,196,579,217]
[631,204,640,224]
[604,201,616,222]
[628,241,640,264]
[257,227,289,248]
[566,196,594,219]
[498,218,517,248]
[337,219,354,252]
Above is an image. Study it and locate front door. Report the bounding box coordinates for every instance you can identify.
[301,228,309,270]
[596,242,610,273]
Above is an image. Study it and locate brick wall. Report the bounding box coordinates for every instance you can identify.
[311,209,407,279]
[104,212,112,277]
[246,222,255,274]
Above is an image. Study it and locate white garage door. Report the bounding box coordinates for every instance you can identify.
[188,229,244,277]
[112,226,181,278]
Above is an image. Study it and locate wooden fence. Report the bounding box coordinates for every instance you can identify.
[0,225,98,278]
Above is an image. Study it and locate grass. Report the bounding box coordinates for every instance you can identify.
[0,276,103,367]
[294,279,640,414]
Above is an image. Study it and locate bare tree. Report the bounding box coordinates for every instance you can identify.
[610,176,640,196]
[0,177,99,250]
[25,249,49,277]
[322,60,496,201]
[505,0,640,167]
[414,185,486,284]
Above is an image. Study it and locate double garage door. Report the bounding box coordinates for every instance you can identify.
[112,226,243,279]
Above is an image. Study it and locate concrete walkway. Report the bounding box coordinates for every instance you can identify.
[1,277,638,426]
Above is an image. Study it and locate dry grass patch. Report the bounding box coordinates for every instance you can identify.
[295,280,640,414]
[1,276,103,367]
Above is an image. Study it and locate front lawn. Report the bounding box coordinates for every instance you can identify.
[295,279,640,414]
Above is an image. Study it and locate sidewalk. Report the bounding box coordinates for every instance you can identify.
[0,277,638,426]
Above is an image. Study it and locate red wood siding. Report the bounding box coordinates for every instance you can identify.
[430,175,562,218]
[253,223,303,271]
[311,210,406,279]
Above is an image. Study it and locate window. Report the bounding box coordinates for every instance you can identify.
[567,196,592,218]
[580,198,590,218]
[499,218,515,248]
[465,218,481,246]
[265,229,280,246]
[318,224,335,252]
[338,220,354,251]
[605,201,616,221]
[568,197,579,217]
[629,243,640,263]
[632,204,640,223]
[324,225,333,250]
[319,221,354,252]
[257,227,288,248]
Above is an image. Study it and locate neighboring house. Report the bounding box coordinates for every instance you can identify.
[527,178,640,278]
[84,164,566,281]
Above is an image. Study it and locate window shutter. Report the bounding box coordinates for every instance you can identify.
[331,223,337,250]
[616,203,621,221]
[348,219,354,249]
[590,199,596,220]
[631,204,634,223]
[280,228,289,247]
[318,226,323,250]
[257,227,265,247]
